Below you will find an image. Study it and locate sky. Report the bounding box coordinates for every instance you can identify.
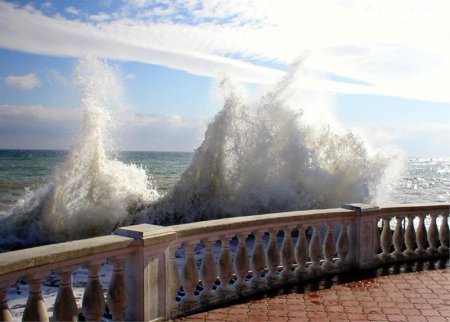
[0,0,449,156]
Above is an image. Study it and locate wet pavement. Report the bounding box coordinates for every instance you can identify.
[175,260,450,322]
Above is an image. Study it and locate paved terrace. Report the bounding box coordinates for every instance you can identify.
[176,261,450,322]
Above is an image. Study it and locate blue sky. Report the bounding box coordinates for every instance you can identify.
[0,0,449,156]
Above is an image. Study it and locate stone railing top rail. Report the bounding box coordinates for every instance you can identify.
[169,207,354,240]
[0,235,135,279]
[0,203,448,321]
[1,203,448,280]
[344,203,450,215]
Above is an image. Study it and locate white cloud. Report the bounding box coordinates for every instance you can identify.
[4,73,41,90]
[89,12,110,22]
[0,104,206,151]
[348,123,450,158]
[0,1,450,103]
[41,1,53,10]
[113,110,207,151]
[0,105,79,149]
[47,69,70,85]
[65,6,80,16]
[125,73,136,80]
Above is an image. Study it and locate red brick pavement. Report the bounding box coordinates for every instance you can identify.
[175,268,450,322]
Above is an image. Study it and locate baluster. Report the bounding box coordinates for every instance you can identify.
[23,274,49,322]
[200,238,217,302]
[415,216,427,256]
[82,262,106,322]
[404,215,416,257]
[335,222,349,269]
[374,219,381,257]
[280,227,294,280]
[309,224,322,273]
[234,233,249,292]
[182,241,199,303]
[217,236,233,297]
[322,223,335,271]
[438,213,449,254]
[379,218,392,261]
[265,228,280,284]
[392,216,405,260]
[250,231,266,289]
[107,257,128,321]
[427,214,439,255]
[168,244,181,312]
[0,284,13,322]
[54,268,78,322]
[294,225,308,277]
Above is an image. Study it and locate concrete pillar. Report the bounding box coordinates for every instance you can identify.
[342,204,380,269]
[115,224,176,322]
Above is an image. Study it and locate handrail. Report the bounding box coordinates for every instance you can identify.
[0,203,448,322]
[170,207,354,239]
[0,235,135,278]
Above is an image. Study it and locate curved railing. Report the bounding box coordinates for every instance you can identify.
[0,203,448,321]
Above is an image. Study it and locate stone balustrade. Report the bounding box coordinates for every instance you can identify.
[0,203,448,321]
[0,235,136,322]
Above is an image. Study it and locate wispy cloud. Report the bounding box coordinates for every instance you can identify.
[47,69,70,85]
[1,1,450,103]
[114,111,206,151]
[0,104,79,149]
[349,122,450,157]
[65,6,80,16]
[4,73,41,90]
[89,12,111,22]
[0,104,205,151]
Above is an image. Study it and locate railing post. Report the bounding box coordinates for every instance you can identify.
[321,223,335,271]
[200,238,217,303]
[82,261,106,322]
[54,267,78,322]
[182,241,199,304]
[250,231,266,290]
[404,215,416,257]
[294,225,308,277]
[23,273,49,322]
[234,233,249,292]
[439,213,449,254]
[115,224,176,322]
[335,222,350,269]
[0,282,13,322]
[280,227,294,280]
[107,256,128,321]
[343,204,380,269]
[217,235,233,297]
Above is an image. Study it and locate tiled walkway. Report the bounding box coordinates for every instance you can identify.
[175,266,450,322]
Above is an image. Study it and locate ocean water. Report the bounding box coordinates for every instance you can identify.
[0,150,192,218]
[1,58,449,249]
[387,158,450,204]
[1,149,448,219]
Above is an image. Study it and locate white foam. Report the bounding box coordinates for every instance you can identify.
[1,58,159,246]
[144,64,399,224]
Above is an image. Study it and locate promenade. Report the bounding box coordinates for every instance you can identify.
[176,261,450,322]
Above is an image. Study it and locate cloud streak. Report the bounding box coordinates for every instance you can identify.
[0,1,449,103]
[0,104,205,151]
[4,73,41,90]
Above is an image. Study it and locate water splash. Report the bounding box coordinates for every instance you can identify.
[143,64,398,224]
[0,58,159,247]
[0,58,401,248]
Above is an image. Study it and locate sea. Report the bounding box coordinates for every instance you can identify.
[1,58,449,249]
[1,149,449,220]
[0,149,192,218]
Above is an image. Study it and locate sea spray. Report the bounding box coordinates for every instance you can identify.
[0,58,159,248]
[143,64,398,224]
